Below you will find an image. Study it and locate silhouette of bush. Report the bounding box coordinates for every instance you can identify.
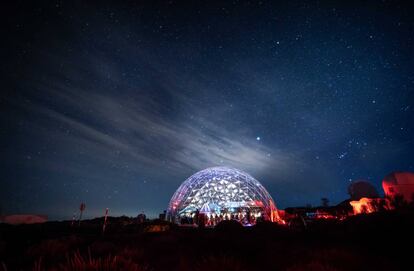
[214,220,243,233]
[390,194,408,209]
[89,241,117,256]
[286,261,338,271]
[27,235,82,259]
[33,250,149,271]
[308,249,361,270]
[253,220,286,233]
[195,255,247,271]
[118,247,146,263]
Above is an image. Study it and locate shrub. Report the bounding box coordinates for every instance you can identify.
[286,261,338,271]
[27,235,82,259]
[195,255,247,271]
[32,250,149,271]
[214,220,243,233]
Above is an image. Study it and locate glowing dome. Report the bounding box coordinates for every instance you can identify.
[167,167,280,224]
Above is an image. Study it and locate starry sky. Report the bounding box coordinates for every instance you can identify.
[1,1,414,219]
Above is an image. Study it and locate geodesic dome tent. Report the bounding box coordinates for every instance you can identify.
[167,167,280,223]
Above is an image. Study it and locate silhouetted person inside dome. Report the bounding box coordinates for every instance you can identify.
[246,209,251,224]
[194,209,200,225]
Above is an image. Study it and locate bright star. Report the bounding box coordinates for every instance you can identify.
[338,152,348,159]
[256,136,261,141]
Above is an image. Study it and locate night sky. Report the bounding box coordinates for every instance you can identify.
[2,1,414,219]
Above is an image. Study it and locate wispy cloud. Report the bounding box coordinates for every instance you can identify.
[7,44,297,183]
[24,89,290,178]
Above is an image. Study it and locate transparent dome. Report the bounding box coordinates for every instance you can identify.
[167,167,279,223]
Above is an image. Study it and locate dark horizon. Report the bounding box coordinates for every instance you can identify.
[2,1,414,220]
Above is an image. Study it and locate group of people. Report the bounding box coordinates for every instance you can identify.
[179,208,267,227]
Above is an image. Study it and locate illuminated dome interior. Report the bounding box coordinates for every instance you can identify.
[167,167,279,224]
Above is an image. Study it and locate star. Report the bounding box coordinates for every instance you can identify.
[256,136,261,141]
[338,152,348,159]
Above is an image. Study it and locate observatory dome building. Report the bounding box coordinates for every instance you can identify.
[167,167,280,225]
[348,180,379,200]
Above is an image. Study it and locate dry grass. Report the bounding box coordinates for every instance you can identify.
[286,261,339,271]
[31,249,149,271]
